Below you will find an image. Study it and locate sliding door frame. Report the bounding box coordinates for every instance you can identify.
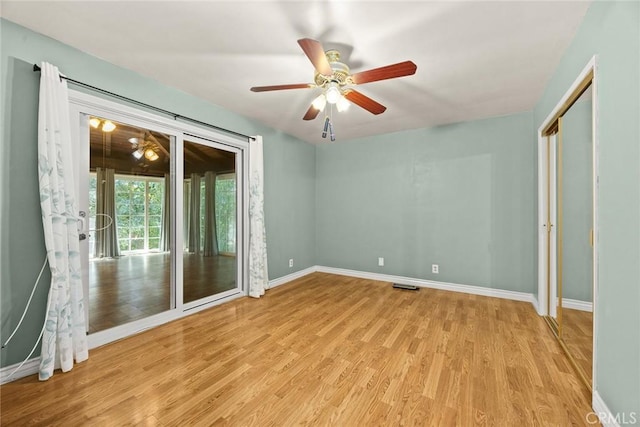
[69,90,250,350]
[181,133,246,311]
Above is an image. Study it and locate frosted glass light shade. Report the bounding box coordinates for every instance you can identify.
[144,149,159,161]
[336,96,350,112]
[101,120,116,132]
[325,84,341,104]
[312,94,327,111]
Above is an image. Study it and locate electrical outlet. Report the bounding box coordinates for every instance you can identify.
[289,259,293,268]
[432,264,439,274]
[378,257,384,267]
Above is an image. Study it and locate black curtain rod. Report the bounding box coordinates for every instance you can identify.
[33,64,254,142]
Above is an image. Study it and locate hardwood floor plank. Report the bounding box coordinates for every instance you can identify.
[1,273,596,426]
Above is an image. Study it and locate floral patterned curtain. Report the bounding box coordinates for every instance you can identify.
[248,136,269,297]
[37,62,88,380]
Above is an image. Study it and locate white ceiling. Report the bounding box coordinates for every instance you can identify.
[1,1,591,144]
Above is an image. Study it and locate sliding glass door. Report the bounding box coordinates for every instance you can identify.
[84,115,174,333]
[182,137,241,306]
[70,91,247,345]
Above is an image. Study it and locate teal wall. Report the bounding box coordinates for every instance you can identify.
[263,132,316,277]
[316,112,535,293]
[534,0,640,417]
[0,19,316,367]
[561,99,593,303]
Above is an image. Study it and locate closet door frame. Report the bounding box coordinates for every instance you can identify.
[536,56,599,394]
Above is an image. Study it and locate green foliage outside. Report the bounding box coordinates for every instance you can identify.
[89,173,235,255]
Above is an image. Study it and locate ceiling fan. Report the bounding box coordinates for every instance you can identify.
[250,38,417,121]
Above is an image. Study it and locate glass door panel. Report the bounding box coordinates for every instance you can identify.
[183,139,238,303]
[87,116,173,333]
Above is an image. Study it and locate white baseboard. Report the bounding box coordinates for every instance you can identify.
[268,266,317,289]
[0,357,40,385]
[562,298,593,312]
[592,391,622,427]
[315,266,536,305]
[531,296,542,315]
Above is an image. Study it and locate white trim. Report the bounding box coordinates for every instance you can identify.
[531,296,541,315]
[173,133,184,309]
[592,391,621,427]
[590,57,600,392]
[562,298,593,312]
[536,133,558,317]
[538,56,597,136]
[549,134,558,319]
[537,133,548,316]
[0,357,41,384]
[315,266,536,305]
[268,266,317,289]
[268,266,537,307]
[182,287,242,312]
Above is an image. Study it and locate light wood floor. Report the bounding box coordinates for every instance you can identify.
[562,308,593,385]
[1,273,595,426]
[89,253,236,333]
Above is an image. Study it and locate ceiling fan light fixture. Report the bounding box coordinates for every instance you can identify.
[89,117,101,129]
[144,148,159,161]
[312,94,327,112]
[325,83,341,104]
[101,120,116,132]
[336,96,350,112]
[132,148,144,159]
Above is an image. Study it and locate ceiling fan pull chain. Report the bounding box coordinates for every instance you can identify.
[329,120,335,142]
[322,116,330,139]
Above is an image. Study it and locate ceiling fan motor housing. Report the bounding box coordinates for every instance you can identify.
[314,50,350,87]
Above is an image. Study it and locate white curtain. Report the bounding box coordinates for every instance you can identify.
[95,167,120,258]
[160,173,171,252]
[188,173,201,253]
[249,136,269,298]
[37,62,88,380]
[203,171,218,257]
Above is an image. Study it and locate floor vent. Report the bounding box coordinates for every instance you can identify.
[392,283,419,291]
